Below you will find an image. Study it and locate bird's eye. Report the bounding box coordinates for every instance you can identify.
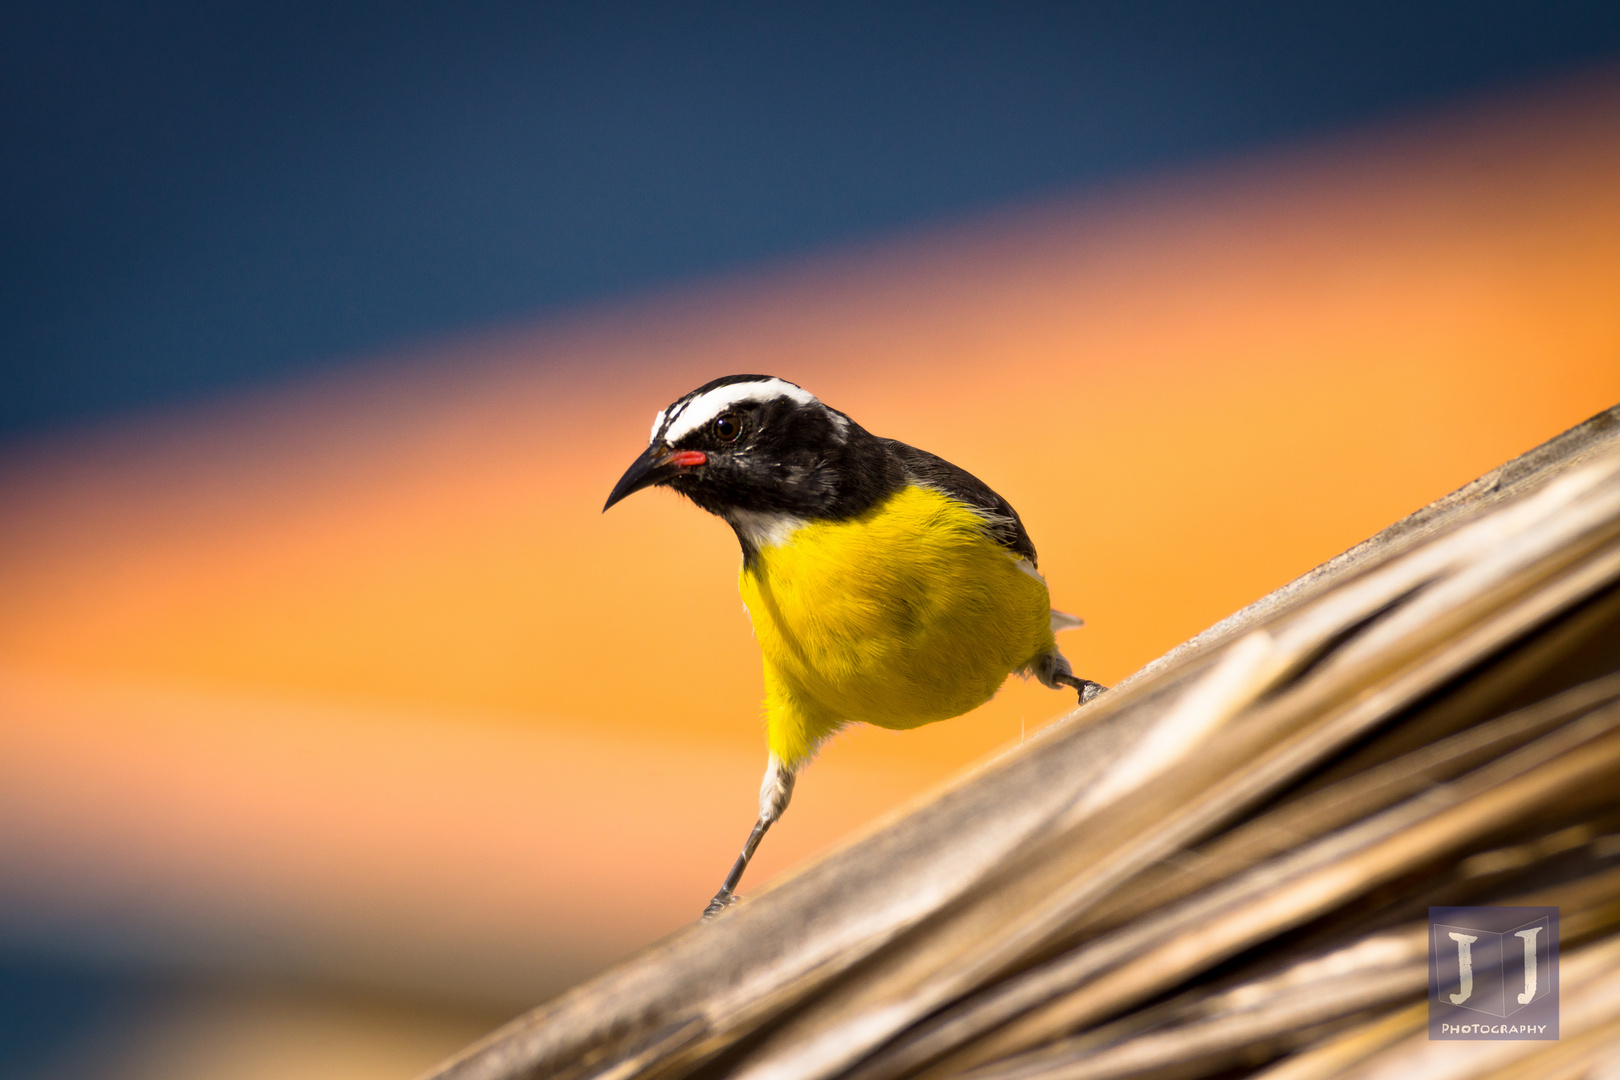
[714,414,742,442]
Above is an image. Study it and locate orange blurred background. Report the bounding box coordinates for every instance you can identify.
[2,69,1619,1073]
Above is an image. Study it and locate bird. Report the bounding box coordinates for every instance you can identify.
[602,374,1104,919]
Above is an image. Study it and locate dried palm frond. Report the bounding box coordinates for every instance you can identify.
[426,404,1620,1080]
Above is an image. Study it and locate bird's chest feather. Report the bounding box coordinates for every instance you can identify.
[736,484,1052,727]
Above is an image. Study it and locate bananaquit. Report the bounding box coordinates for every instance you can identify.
[604,375,1104,918]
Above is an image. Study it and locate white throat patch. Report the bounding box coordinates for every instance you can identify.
[655,377,820,445]
[725,509,806,551]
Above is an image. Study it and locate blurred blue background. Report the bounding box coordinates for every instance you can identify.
[8,1,1620,440]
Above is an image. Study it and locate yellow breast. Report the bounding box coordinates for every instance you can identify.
[738,484,1056,765]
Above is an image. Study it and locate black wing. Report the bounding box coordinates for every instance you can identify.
[883,439,1038,565]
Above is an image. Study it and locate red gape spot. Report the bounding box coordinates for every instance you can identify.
[667,450,708,467]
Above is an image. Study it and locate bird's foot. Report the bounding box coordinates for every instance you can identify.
[1056,673,1108,705]
[701,889,742,922]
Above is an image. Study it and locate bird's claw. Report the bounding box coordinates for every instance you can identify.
[701,889,742,921]
[1055,672,1107,705]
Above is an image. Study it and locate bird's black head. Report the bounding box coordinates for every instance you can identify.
[603,374,901,554]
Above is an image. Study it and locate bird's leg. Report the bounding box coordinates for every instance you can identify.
[703,753,796,920]
[1037,648,1108,705]
[1054,672,1107,704]
[702,819,771,921]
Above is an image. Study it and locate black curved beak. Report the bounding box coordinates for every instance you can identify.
[603,445,703,511]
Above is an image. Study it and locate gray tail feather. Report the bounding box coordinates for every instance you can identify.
[1050,609,1083,633]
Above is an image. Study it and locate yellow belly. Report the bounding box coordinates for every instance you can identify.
[739,484,1057,765]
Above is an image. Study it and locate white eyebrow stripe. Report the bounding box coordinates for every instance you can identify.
[661,378,819,443]
[648,398,692,445]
